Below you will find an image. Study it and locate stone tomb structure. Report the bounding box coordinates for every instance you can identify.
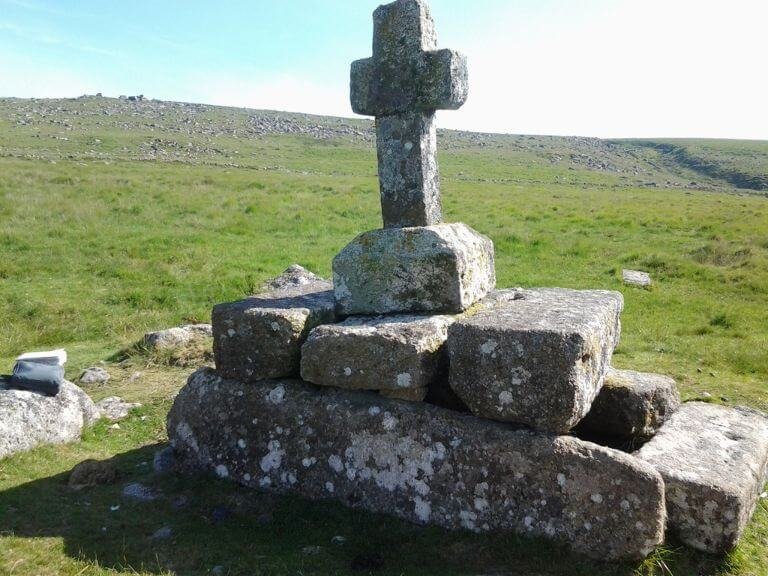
[168,0,768,561]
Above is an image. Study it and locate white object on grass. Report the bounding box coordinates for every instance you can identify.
[15,349,67,366]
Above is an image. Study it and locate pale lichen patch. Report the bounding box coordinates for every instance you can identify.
[260,440,285,473]
[268,385,286,405]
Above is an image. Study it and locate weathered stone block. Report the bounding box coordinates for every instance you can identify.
[169,368,665,560]
[448,289,623,433]
[333,223,495,315]
[578,368,681,439]
[213,266,336,382]
[636,402,768,553]
[300,314,454,392]
[0,380,99,460]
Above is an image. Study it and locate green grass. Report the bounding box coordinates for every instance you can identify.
[0,97,767,575]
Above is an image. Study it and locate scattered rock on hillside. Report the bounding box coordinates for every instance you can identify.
[263,264,325,291]
[69,459,119,489]
[0,380,99,460]
[622,269,652,288]
[142,323,213,366]
[96,396,142,421]
[80,366,110,384]
[144,324,212,350]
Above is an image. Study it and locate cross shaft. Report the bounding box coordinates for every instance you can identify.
[350,0,468,228]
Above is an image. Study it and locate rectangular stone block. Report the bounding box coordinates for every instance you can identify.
[333,223,495,315]
[300,314,454,392]
[169,368,665,561]
[577,368,681,439]
[447,289,623,433]
[213,266,337,382]
[636,402,768,553]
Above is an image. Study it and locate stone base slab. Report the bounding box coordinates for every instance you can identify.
[168,368,665,560]
[636,402,768,553]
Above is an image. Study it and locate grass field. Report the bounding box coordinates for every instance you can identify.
[0,97,767,575]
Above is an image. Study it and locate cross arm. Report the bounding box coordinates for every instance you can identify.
[350,57,376,116]
[420,49,468,111]
[350,49,468,117]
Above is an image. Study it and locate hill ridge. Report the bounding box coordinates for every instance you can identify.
[1,95,766,194]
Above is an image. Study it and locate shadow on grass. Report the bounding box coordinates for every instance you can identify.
[0,445,732,576]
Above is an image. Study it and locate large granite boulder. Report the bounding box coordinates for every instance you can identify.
[0,380,99,460]
[213,265,337,382]
[333,223,495,315]
[300,314,454,393]
[168,368,666,560]
[447,289,623,433]
[578,368,681,439]
[636,402,768,553]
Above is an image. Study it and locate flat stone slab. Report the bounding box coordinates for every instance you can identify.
[448,289,623,433]
[636,402,768,553]
[168,368,665,560]
[622,269,652,288]
[213,265,337,382]
[578,368,681,439]
[300,314,454,392]
[333,223,495,315]
[0,380,99,460]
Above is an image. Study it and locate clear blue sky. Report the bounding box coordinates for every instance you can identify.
[1,0,766,139]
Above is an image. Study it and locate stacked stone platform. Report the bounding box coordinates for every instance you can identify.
[168,0,768,562]
[173,262,768,558]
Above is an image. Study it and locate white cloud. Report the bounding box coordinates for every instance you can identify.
[1,0,765,139]
[440,0,768,138]
[0,54,100,98]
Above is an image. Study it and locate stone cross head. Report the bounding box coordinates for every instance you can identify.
[351,0,468,228]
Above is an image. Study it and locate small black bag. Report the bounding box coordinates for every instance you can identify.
[8,360,64,397]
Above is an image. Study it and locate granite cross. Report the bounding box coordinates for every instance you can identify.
[350,0,468,229]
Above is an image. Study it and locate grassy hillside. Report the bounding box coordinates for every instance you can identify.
[0,96,767,576]
[620,139,768,192]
